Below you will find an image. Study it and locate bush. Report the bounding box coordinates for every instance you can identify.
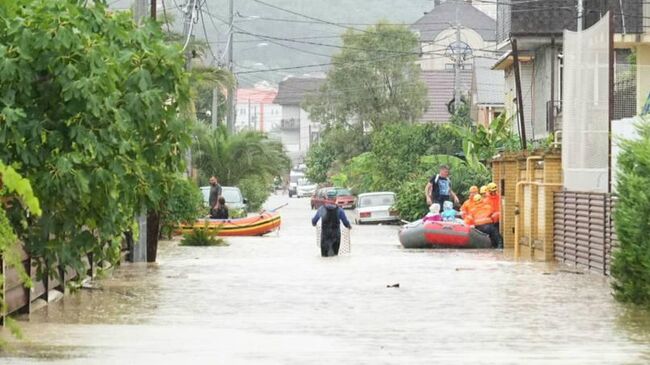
[394,177,429,222]
[160,177,204,238]
[238,177,270,212]
[180,223,227,246]
[611,118,650,304]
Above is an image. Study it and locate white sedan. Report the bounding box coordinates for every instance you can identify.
[296,178,317,198]
[354,192,399,224]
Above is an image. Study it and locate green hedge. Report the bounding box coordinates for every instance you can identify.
[612,118,650,304]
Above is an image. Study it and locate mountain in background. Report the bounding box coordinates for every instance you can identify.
[113,0,496,86]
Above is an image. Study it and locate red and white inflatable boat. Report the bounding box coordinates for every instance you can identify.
[398,220,492,249]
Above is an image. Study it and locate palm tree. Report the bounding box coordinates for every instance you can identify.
[193,124,291,186]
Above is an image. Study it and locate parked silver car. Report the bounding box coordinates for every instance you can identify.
[353,192,399,224]
[200,186,248,217]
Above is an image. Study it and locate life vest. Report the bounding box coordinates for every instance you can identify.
[486,193,501,223]
[461,199,478,217]
[468,200,494,226]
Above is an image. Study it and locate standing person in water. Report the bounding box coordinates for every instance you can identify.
[312,202,352,257]
[425,165,459,212]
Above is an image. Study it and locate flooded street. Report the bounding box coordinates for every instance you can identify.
[2,194,650,364]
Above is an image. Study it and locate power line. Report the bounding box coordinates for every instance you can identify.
[251,0,369,33]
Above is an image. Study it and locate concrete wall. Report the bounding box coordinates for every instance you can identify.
[532,45,561,139]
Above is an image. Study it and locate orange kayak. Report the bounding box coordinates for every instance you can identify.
[177,212,281,237]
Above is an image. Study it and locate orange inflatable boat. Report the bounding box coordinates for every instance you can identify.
[178,212,281,236]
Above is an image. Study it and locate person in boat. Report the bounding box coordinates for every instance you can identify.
[312,202,352,257]
[210,196,229,219]
[423,203,442,222]
[479,185,488,198]
[441,201,459,222]
[464,194,503,248]
[485,182,501,231]
[208,176,222,214]
[460,186,479,218]
[425,165,459,213]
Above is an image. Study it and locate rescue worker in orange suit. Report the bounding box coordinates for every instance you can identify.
[460,186,479,218]
[479,185,488,198]
[464,194,503,248]
[485,182,501,232]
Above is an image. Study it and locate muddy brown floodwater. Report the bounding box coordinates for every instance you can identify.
[2,194,650,364]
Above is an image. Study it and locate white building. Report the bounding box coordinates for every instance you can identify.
[272,77,326,164]
[235,88,281,133]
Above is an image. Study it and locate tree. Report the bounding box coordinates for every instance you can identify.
[450,114,519,169]
[0,1,192,273]
[611,117,650,305]
[192,125,290,210]
[305,124,370,184]
[304,22,428,130]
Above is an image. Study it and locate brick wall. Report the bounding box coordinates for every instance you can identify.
[491,150,562,260]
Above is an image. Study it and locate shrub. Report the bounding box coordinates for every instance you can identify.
[394,177,429,222]
[180,223,227,247]
[160,177,204,238]
[238,177,270,212]
[611,118,650,304]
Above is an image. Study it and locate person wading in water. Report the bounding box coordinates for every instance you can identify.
[312,200,352,257]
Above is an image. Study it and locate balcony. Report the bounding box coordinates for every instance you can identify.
[280,118,300,130]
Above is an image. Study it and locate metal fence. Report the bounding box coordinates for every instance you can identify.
[553,191,618,275]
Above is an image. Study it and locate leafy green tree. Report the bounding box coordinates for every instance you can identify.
[370,123,462,189]
[305,125,370,184]
[612,117,650,305]
[0,1,192,271]
[304,22,428,130]
[449,114,519,168]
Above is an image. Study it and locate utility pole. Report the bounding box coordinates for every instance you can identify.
[511,39,527,150]
[453,23,462,113]
[226,0,236,133]
[132,0,150,263]
[577,0,584,31]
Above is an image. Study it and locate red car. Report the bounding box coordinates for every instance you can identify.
[311,187,356,210]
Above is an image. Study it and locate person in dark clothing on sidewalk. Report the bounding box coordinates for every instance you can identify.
[208,176,222,214]
[312,203,351,257]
